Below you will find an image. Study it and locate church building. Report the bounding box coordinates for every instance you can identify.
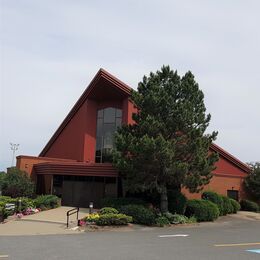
[16,69,251,207]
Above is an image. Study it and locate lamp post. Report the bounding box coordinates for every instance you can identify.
[10,143,19,167]
[89,202,93,214]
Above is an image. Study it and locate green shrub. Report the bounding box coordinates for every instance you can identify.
[34,195,60,210]
[202,191,224,215]
[162,212,176,223]
[99,207,119,215]
[19,197,35,211]
[155,216,170,227]
[100,197,146,210]
[168,190,187,215]
[240,199,259,212]
[164,213,197,224]
[0,206,5,221]
[83,213,100,223]
[221,196,233,215]
[229,199,241,213]
[185,199,219,222]
[96,213,132,226]
[1,168,35,198]
[119,204,156,225]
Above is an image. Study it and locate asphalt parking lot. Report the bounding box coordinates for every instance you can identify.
[0,215,259,260]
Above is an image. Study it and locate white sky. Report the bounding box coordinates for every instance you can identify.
[1,0,259,171]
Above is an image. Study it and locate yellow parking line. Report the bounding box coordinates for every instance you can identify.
[215,242,260,247]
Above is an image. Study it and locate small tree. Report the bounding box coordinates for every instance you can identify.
[1,168,35,198]
[113,66,218,213]
[244,162,260,200]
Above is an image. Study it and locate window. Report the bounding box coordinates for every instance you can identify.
[95,107,122,163]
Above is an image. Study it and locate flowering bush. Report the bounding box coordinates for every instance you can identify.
[16,213,23,218]
[79,220,86,226]
[22,207,40,215]
[83,213,100,224]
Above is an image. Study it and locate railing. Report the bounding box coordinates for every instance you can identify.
[66,207,79,228]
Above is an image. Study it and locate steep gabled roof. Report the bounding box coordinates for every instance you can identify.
[210,143,250,173]
[39,68,251,174]
[39,68,131,156]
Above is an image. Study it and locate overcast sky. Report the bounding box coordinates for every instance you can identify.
[0,0,259,171]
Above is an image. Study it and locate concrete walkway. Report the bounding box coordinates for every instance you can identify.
[21,206,90,224]
[0,207,91,236]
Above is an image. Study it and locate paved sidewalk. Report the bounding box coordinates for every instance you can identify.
[21,206,90,224]
[0,207,91,236]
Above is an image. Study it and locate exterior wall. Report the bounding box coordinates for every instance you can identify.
[43,101,90,161]
[83,99,98,162]
[182,154,248,200]
[16,156,76,179]
[42,98,127,163]
[123,98,137,125]
[182,174,246,200]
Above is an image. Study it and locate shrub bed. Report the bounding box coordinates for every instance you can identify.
[95,213,132,226]
[229,199,241,213]
[83,213,100,223]
[164,212,197,224]
[100,197,146,210]
[168,190,187,215]
[221,196,233,215]
[34,195,60,210]
[240,199,259,212]
[119,204,156,225]
[155,216,170,227]
[99,207,118,215]
[185,199,219,222]
[202,191,224,215]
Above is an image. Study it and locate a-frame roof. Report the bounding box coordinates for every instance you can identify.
[39,68,131,156]
[39,68,251,173]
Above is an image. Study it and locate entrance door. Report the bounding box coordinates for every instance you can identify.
[227,190,239,201]
[61,178,105,208]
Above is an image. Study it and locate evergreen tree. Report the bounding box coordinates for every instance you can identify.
[245,162,260,200]
[113,66,218,213]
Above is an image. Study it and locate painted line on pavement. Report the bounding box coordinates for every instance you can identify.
[159,234,189,238]
[215,242,260,247]
[246,249,260,254]
[0,255,8,258]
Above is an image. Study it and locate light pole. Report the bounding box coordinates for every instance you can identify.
[10,143,19,167]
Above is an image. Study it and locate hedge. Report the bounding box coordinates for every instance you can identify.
[99,207,119,215]
[33,195,60,210]
[202,191,224,215]
[119,204,156,225]
[240,199,259,212]
[185,199,220,222]
[221,196,233,215]
[229,199,241,213]
[155,216,170,227]
[96,213,132,226]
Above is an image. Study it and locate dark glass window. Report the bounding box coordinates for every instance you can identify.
[95,107,122,163]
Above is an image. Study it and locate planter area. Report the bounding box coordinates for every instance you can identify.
[0,195,60,223]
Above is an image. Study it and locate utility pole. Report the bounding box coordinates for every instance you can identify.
[10,143,19,167]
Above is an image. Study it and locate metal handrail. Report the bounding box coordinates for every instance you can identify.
[66,207,79,228]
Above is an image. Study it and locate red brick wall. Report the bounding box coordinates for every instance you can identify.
[182,154,248,200]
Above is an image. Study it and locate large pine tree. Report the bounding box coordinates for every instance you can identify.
[113,66,219,213]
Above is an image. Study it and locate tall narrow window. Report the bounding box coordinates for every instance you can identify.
[95,107,122,163]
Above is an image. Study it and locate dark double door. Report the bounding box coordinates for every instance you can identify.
[61,180,104,208]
